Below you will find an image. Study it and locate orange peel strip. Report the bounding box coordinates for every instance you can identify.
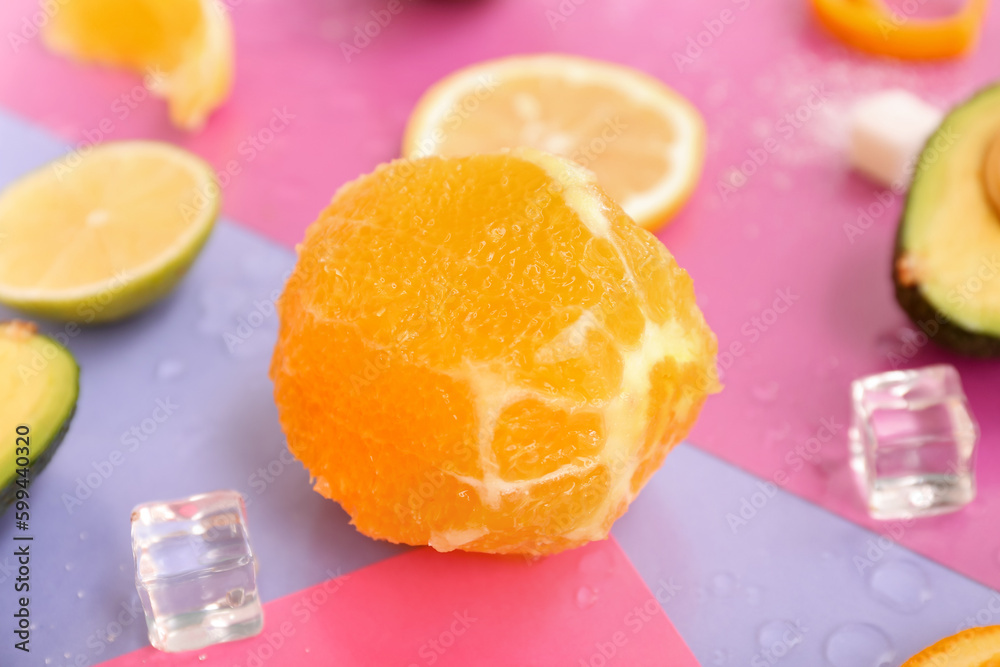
[809,0,989,59]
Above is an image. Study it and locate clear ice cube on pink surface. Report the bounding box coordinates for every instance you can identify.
[849,365,979,520]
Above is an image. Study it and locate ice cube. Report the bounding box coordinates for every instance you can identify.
[849,365,979,520]
[131,490,263,652]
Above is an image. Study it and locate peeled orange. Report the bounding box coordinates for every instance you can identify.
[271,149,718,555]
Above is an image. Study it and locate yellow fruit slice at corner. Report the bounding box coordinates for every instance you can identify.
[903,625,1000,666]
[0,141,219,323]
[42,0,234,130]
[402,53,706,231]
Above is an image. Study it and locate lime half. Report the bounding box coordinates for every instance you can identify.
[0,141,218,323]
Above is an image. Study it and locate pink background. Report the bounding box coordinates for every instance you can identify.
[101,539,697,667]
[1,0,998,592]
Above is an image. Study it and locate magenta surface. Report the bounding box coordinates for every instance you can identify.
[100,540,698,667]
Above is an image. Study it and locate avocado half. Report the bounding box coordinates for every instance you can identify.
[0,321,78,509]
[894,82,1000,358]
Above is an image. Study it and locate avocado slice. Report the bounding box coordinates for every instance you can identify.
[0,321,78,509]
[894,83,1000,357]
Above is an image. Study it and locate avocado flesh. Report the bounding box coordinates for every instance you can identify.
[895,83,1000,357]
[0,321,78,508]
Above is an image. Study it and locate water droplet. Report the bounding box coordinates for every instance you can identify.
[758,619,804,649]
[64,652,72,659]
[76,590,85,599]
[752,381,779,402]
[825,623,895,667]
[65,562,74,571]
[709,572,737,597]
[576,586,599,609]
[45,659,52,665]
[79,531,88,541]
[198,655,207,661]
[745,585,762,606]
[712,648,729,665]
[869,560,931,613]
[156,359,184,380]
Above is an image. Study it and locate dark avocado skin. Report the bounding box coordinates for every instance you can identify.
[892,83,1000,359]
[0,404,76,511]
[0,331,79,512]
[893,261,1000,358]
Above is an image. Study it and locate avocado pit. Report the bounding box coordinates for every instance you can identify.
[984,127,1000,220]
